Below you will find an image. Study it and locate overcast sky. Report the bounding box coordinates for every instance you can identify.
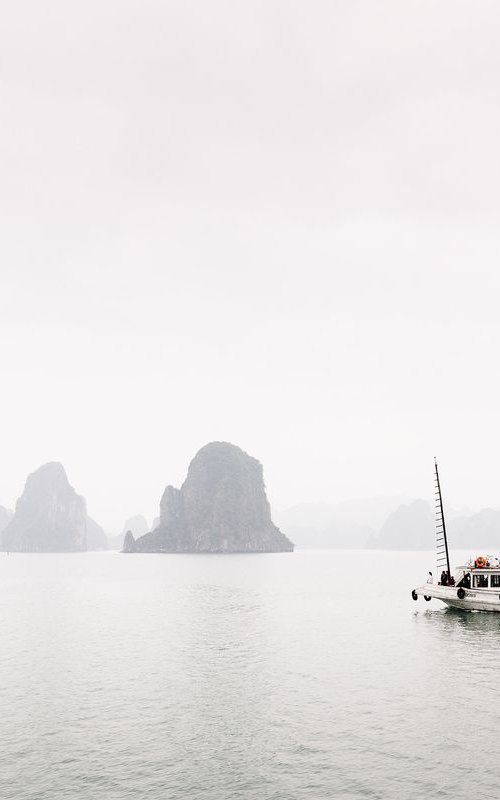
[1,1,500,530]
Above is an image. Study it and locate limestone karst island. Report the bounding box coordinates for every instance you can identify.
[1,462,107,552]
[124,442,293,553]
[0,443,294,554]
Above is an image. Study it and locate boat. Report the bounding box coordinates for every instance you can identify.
[412,459,500,612]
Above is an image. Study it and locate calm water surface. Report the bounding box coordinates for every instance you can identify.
[0,549,498,799]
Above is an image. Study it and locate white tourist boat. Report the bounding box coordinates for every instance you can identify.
[412,460,500,612]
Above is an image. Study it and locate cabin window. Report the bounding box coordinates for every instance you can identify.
[491,575,500,588]
[473,574,489,589]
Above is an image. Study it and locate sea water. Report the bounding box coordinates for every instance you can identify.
[0,549,497,800]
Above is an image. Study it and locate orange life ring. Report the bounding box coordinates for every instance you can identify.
[475,555,487,569]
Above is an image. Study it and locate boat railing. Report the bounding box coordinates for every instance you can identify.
[454,568,465,585]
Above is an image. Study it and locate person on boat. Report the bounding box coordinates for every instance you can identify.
[427,572,433,584]
[440,570,448,586]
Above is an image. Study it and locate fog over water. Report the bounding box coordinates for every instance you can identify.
[2,2,500,530]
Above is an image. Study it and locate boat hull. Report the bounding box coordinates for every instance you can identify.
[414,584,500,612]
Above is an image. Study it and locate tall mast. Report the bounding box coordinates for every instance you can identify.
[434,458,451,577]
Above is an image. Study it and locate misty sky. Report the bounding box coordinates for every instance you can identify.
[1,1,500,530]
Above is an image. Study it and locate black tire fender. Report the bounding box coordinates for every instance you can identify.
[424,595,431,602]
[412,589,418,601]
[457,587,466,600]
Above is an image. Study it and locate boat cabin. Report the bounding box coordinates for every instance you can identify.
[447,558,500,591]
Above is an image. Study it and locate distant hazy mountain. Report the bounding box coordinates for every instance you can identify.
[2,462,106,552]
[449,509,500,550]
[121,515,149,538]
[369,499,434,550]
[276,496,410,531]
[278,495,491,551]
[108,514,149,550]
[367,500,498,551]
[275,496,409,549]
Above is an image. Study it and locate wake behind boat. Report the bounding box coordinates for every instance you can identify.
[412,460,500,612]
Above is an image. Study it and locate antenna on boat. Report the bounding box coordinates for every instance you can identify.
[434,458,451,578]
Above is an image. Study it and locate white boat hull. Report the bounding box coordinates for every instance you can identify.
[414,584,500,613]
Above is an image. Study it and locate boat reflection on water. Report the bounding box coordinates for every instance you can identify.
[413,605,500,640]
